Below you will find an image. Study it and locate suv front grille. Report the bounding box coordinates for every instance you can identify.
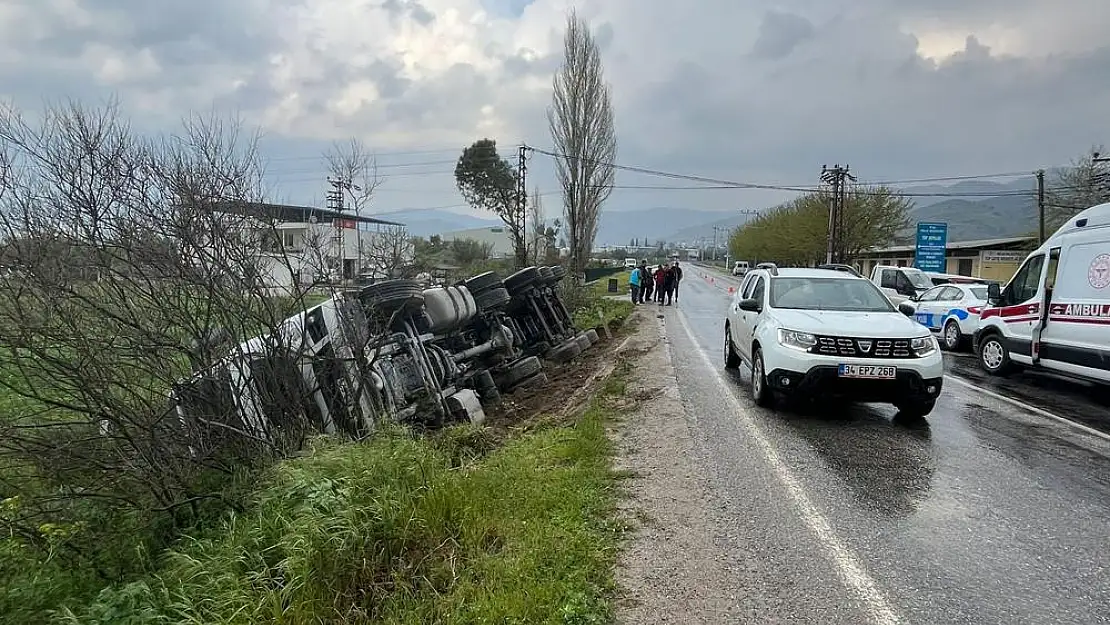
[811,336,913,359]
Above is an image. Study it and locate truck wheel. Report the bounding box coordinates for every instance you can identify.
[547,340,581,363]
[977,333,1014,375]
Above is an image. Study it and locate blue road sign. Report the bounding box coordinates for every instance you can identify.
[914,222,948,272]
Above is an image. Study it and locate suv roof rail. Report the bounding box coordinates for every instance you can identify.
[755,262,778,276]
[816,263,863,278]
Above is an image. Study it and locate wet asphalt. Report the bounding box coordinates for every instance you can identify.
[651,267,1110,625]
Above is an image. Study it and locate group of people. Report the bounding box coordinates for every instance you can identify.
[628,260,683,306]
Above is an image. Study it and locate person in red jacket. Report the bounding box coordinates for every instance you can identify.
[653,264,666,303]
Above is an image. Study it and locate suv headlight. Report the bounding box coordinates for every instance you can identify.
[911,335,937,356]
[778,329,817,351]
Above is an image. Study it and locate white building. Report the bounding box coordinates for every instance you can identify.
[209,202,410,294]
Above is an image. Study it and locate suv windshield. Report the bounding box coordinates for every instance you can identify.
[770,277,895,312]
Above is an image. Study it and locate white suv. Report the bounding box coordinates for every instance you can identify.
[724,264,944,418]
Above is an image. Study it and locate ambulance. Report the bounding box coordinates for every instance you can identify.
[974,202,1110,385]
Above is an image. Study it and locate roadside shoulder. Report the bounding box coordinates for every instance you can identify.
[611,309,745,624]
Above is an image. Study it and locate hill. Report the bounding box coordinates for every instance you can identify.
[594,207,732,246]
[905,193,1037,241]
[370,208,500,238]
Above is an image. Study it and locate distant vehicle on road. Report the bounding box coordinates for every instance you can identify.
[817,263,864,278]
[732,260,750,276]
[869,265,934,305]
[624,258,637,269]
[724,263,944,418]
[898,282,989,351]
[975,202,1110,386]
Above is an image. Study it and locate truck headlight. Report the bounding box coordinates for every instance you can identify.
[778,329,817,351]
[911,335,937,356]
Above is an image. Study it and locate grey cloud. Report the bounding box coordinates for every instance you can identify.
[750,10,815,59]
[381,0,435,26]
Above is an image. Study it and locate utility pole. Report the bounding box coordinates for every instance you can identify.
[1036,169,1046,244]
[820,165,855,264]
[326,178,345,281]
[518,145,530,264]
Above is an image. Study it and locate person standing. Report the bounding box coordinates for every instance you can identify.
[654,264,666,303]
[628,264,641,304]
[672,261,683,302]
[640,261,654,303]
[661,264,677,306]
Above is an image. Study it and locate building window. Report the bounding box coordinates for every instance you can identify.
[957,258,973,276]
[896,259,907,267]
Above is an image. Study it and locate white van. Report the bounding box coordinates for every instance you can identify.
[624,258,637,269]
[974,202,1110,385]
[732,261,750,276]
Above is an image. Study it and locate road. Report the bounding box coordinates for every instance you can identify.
[650,265,1110,624]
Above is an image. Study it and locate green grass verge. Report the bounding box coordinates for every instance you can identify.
[31,368,630,625]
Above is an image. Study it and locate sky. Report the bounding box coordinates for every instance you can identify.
[1,0,1108,220]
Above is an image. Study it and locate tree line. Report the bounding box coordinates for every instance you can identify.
[729,186,912,266]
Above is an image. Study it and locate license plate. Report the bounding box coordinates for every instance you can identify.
[838,364,896,379]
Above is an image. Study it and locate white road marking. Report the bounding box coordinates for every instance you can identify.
[943,374,1110,443]
[673,310,901,625]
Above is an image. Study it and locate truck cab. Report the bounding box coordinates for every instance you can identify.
[974,202,1110,385]
[869,265,935,305]
[624,258,637,269]
[732,261,750,276]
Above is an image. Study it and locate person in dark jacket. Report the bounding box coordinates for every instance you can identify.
[660,265,677,306]
[640,261,654,302]
[671,261,683,302]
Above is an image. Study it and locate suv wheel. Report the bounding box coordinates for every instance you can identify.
[977,333,1013,375]
[751,347,774,407]
[724,326,741,369]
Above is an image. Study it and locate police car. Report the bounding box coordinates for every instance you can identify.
[898,282,990,351]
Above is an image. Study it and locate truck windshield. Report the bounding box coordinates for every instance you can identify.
[771,277,895,312]
[903,270,933,289]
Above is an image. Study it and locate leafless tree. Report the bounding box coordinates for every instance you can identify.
[0,99,362,576]
[1047,146,1110,228]
[324,138,382,280]
[360,224,416,279]
[548,8,617,277]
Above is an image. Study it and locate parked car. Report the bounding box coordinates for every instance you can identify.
[898,282,990,351]
[975,202,1110,386]
[724,264,944,418]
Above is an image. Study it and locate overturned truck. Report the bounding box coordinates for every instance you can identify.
[170,265,597,448]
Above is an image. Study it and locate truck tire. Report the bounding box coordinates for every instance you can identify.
[474,287,511,311]
[547,339,581,364]
[574,333,592,351]
[496,356,543,390]
[465,271,503,294]
[504,266,541,295]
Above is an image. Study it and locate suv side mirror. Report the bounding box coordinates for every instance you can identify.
[738,298,761,312]
[986,282,1001,304]
[897,302,916,317]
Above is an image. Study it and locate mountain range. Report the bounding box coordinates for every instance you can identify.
[373,178,1046,246]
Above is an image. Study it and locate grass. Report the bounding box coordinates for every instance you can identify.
[9,364,631,625]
